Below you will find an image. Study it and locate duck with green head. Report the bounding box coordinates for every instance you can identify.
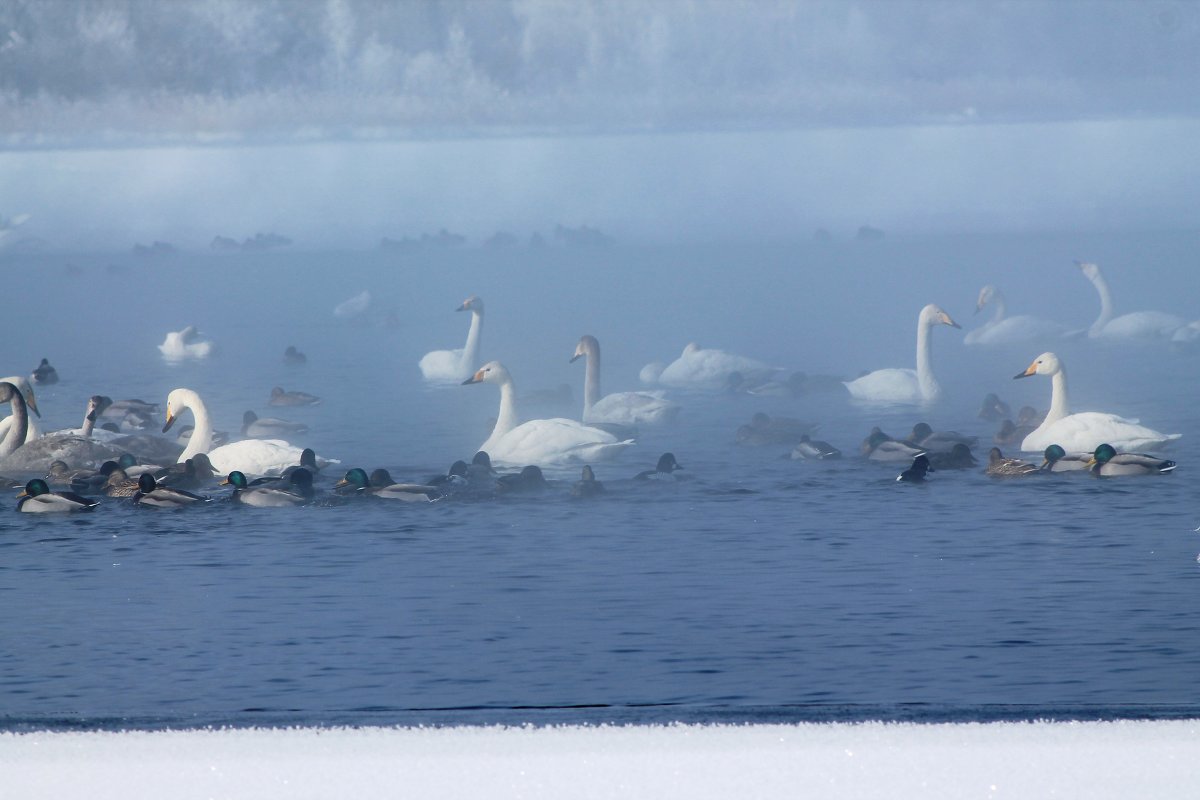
[223,468,314,506]
[1088,443,1177,477]
[1039,444,1090,473]
[17,479,98,513]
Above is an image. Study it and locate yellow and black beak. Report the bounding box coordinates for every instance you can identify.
[461,370,484,385]
[1013,361,1038,380]
[162,409,177,433]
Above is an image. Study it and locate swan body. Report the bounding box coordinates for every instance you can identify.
[638,361,666,385]
[163,388,336,476]
[1077,262,1183,339]
[1013,352,1181,452]
[0,376,41,446]
[0,381,30,460]
[158,325,213,361]
[419,295,484,383]
[17,478,98,513]
[654,343,776,391]
[964,285,1064,345]
[462,362,634,467]
[571,335,680,426]
[1,394,125,471]
[844,304,960,403]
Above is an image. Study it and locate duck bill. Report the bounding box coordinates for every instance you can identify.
[16,489,28,499]
[162,411,177,433]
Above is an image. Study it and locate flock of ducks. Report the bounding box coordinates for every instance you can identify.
[1,259,1188,512]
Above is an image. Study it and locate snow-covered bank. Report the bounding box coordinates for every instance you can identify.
[2,721,1197,799]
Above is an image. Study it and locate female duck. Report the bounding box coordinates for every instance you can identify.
[17,478,98,513]
[986,448,1040,477]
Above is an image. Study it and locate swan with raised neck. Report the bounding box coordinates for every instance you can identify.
[419,295,485,383]
[844,304,960,403]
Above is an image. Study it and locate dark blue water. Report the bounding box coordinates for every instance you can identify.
[2,233,1199,730]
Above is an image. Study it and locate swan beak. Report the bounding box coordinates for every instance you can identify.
[162,410,177,433]
[941,312,961,329]
[25,394,40,418]
[461,370,484,385]
[1013,362,1038,380]
[569,351,583,363]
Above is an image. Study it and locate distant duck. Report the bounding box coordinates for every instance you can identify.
[986,447,1040,477]
[790,435,841,460]
[335,467,438,502]
[467,451,498,482]
[977,393,1012,422]
[993,419,1036,447]
[161,453,218,491]
[735,412,818,447]
[571,335,681,426]
[419,294,484,383]
[1076,261,1183,339]
[223,468,314,506]
[30,358,58,385]
[570,465,606,498]
[1039,444,1091,473]
[906,422,977,454]
[242,410,309,439]
[635,452,684,481]
[102,467,141,498]
[269,386,321,407]
[964,284,1064,345]
[16,478,98,513]
[496,465,551,493]
[928,443,977,470]
[427,460,470,491]
[896,454,933,483]
[132,473,210,507]
[158,325,213,361]
[844,304,961,403]
[1087,443,1177,477]
[861,428,925,462]
[283,345,307,365]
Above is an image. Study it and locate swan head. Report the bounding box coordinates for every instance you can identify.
[1075,261,1101,281]
[0,381,21,407]
[0,376,39,417]
[682,342,700,355]
[86,395,112,422]
[461,360,509,386]
[975,285,998,312]
[456,295,484,313]
[571,335,599,363]
[162,388,193,433]
[1013,351,1061,380]
[921,304,961,329]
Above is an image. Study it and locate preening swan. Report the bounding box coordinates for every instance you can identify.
[571,335,680,426]
[964,285,1064,345]
[419,295,485,383]
[652,343,777,391]
[158,325,213,361]
[163,388,337,476]
[1012,352,1180,453]
[844,304,960,403]
[461,361,635,468]
[1076,261,1183,339]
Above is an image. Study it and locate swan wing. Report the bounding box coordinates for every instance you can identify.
[487,418,634,466]
[588,391,681,426]
[419,348,467,382]
[844,369,921,402]
[1021,412,1181,453]
[208,439,338,477]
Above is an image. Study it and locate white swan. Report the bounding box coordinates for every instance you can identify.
[0,394,124,471]
[0,380,30,460]
[419,295,484,383]
[158,326,213,361]
[462,361,634,467]
[571,335,680,426]
[1077,261,1183,339]
[654,343,776,390]
[0,375,40,445]
[844,304,960,403]
[1013,352,1180,452]
[964,285,1064,345]
[162,388,337,476]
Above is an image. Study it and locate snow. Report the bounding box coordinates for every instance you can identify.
[2,721,1197,799]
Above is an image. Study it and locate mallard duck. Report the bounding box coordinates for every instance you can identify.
[986,447,1040,477]
[269,386,320,407]
[1087,443,1177,477]
[634,452,684,481]
[896,454,933,483]
[17,479,98,513]
[222,468,314,506]
[283,345,307,365]
[570,465,605,498]
[1039,444,1091,473]
[334,467,437,502]
[928,443,978,470]
[790,435,841,460]
[861,428,925,462]
[132,473,210,507]
[242,410,309,439]
[496,465,551,493]
[30,358,59,385]
[907,422,978,453]
[978,393,1012,422]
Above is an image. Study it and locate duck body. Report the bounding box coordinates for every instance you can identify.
[335,468,437,502]
[242,410,309,439]
[570,465,606,498]
[463,362,634,467]
[132,473,210,507]
[223,469,314,506]
[1013,352,1181,453]
[845,304,960,403]
[1039,444,1091,473]
[861,429,926,463]
[986,447,1040,477]
[907,422,977,454]
[928,443,977,470]
[419,295,484,383]
[896,454,932,483]
[1087,443,1177,477]
[791,435,841,460]
[634,452,684,481]
[269,387,320,407]
[17,479,98,513]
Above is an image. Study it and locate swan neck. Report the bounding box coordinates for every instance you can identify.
[1088,271,1113,335]
[81,410,95,437]
[990,293,1006,325]
[0,388,27,458]
[915,315,939,399]
[178,390,214,463]
[1046,366,1070,423]
[583,347,601,416]
[488,374,520,444]
[459,308,483,373]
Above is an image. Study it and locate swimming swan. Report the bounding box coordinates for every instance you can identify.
[1012,352,1181,453]
[844,304,960,403]
[571,335,680,426]
[0,375,41,445]
[654,343,776,391]
[964,285,1064,345]
[163,388,336,476]
[1077,261,1183,339]
[461,361,635,467]
[419,295,484,383]
[0,394,124,471]
[158,325,213,361]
